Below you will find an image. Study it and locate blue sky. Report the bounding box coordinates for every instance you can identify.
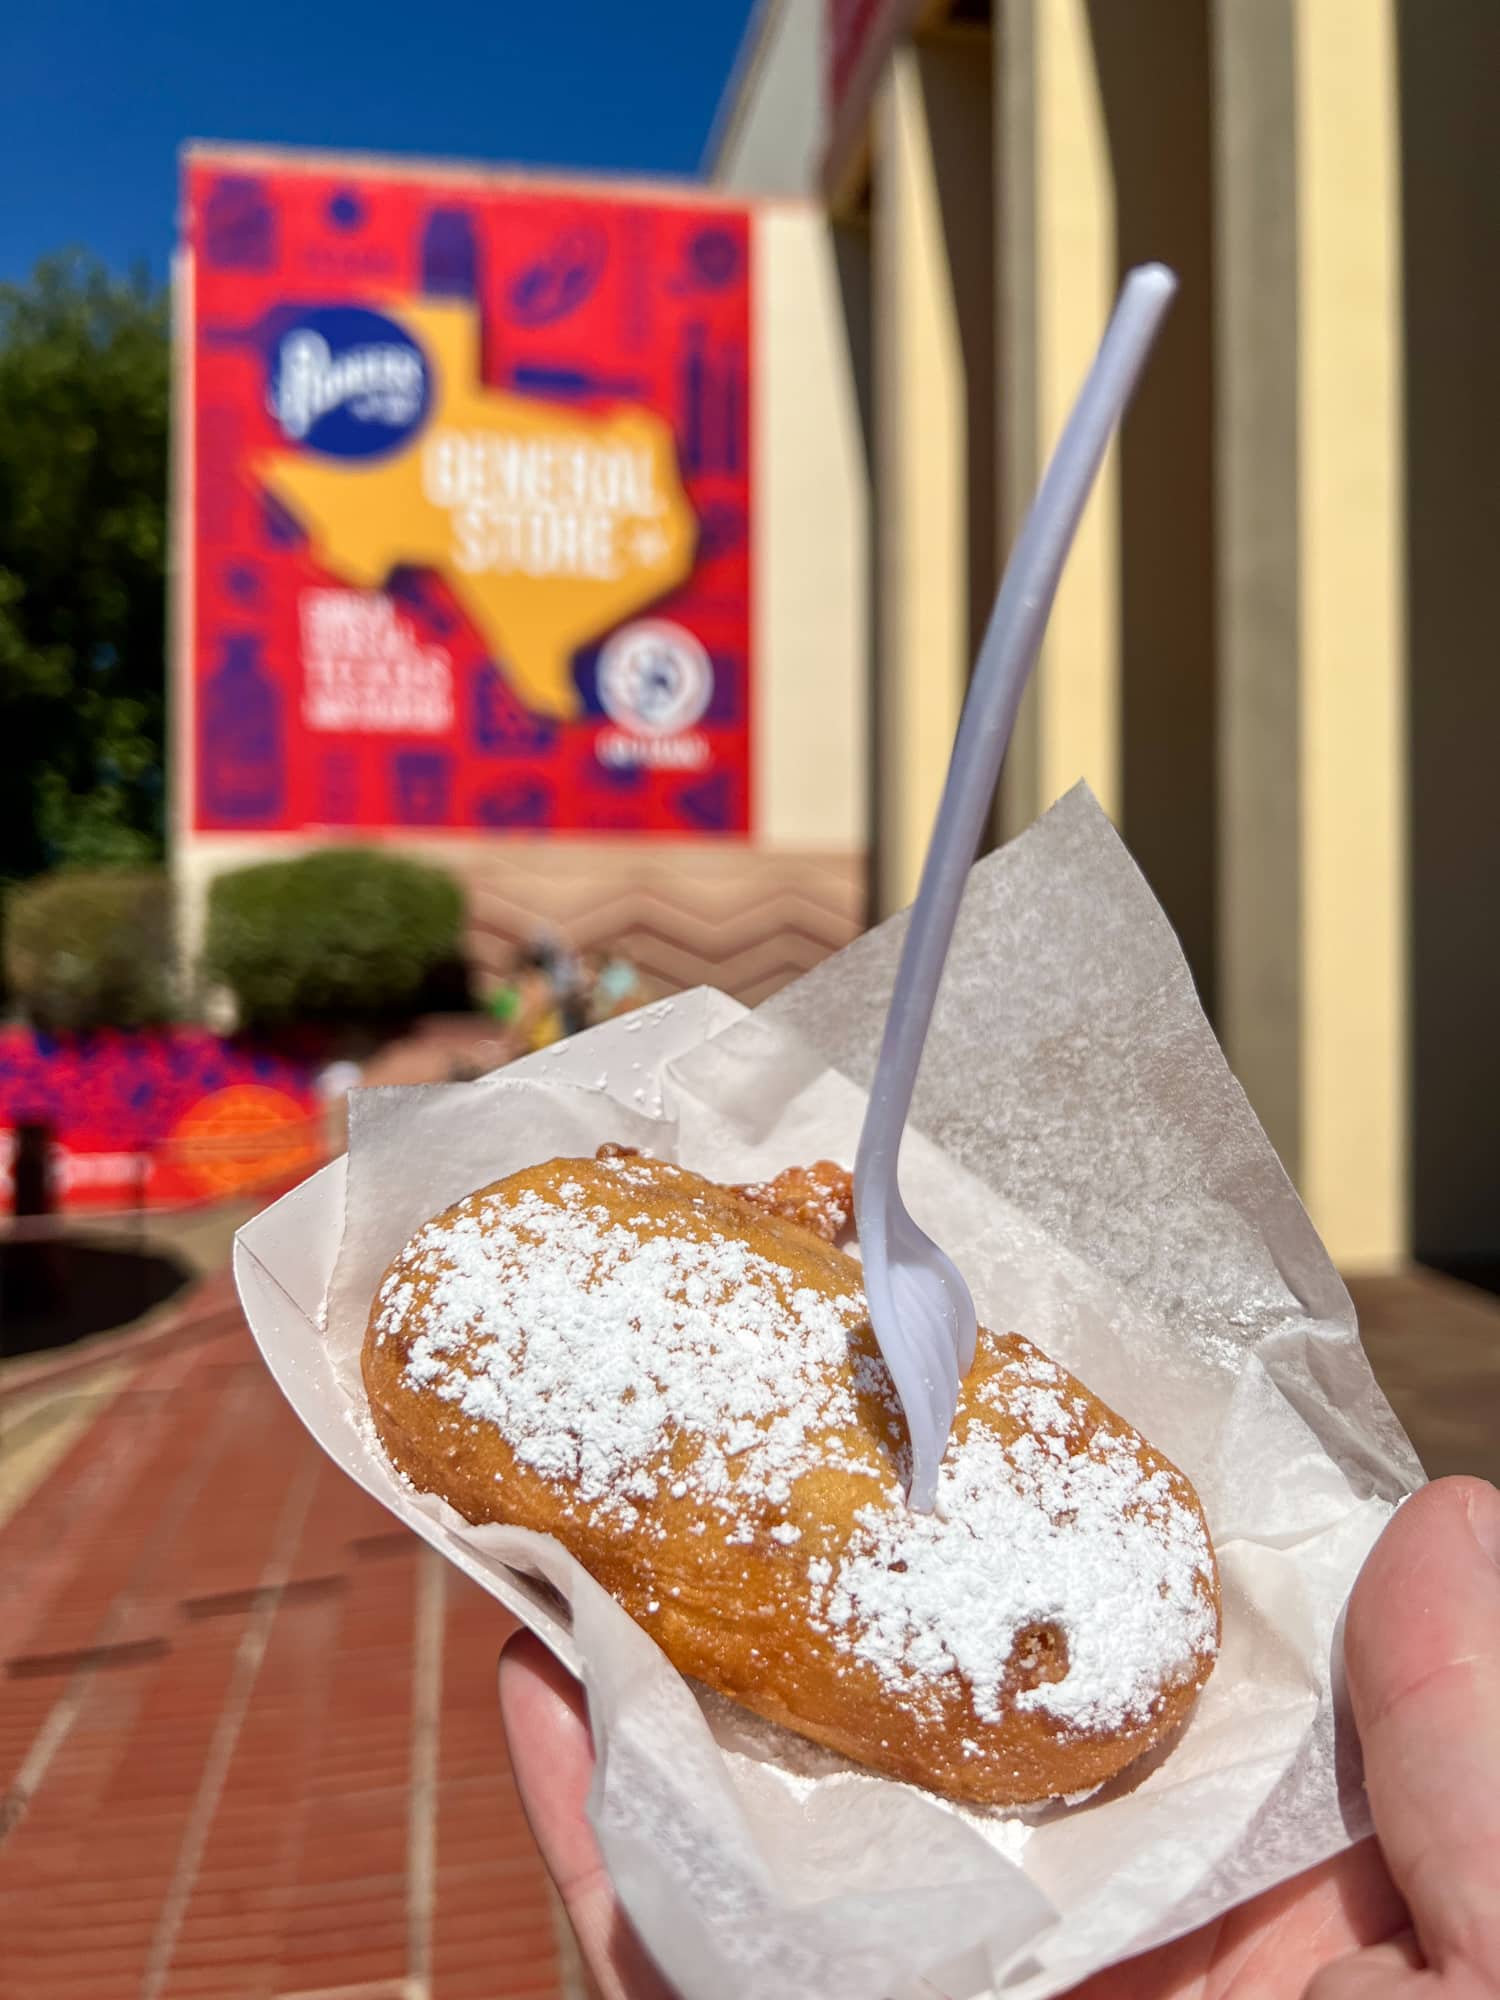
[0,0,755,283]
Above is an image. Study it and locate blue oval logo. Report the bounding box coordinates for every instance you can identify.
[267,306,431,458]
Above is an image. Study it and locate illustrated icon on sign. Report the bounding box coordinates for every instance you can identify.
[327,189,365,232]
[677,771,733,830]
[597,622,714,737]
[508,362,644,401]
[261,493,306,549]
[421,210,479,301]
[201,636,283,824]
[697,501,747,557]
[392,751,452,824]
[201,177,276,271]
[388,569,456,635]
[678,324,745,476]
[266,306,431,459]
[472,665,558,755]
[507,225,608,327]
[474,777,553,828]
[668,225,743,295]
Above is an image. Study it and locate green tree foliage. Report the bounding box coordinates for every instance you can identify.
[0,254,170,884]
[203,849,465,1028]
[4,869,175,1031]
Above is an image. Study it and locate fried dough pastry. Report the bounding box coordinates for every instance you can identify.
[363,1154,1220,1806]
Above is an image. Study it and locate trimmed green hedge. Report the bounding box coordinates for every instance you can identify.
[203,849,465,1028]
[4,869,175,1031]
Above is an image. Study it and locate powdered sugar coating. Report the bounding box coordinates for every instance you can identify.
[381,1161,873,1534]
[378,1157,1218,1740]
[816,1398,1217,1732]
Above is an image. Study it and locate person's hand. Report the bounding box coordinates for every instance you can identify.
[498,1476,1500,2000]
[1070,1473,1500,2000]
[500,1633,678,2000]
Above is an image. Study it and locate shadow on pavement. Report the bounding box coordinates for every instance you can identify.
[1,1236,194,1359]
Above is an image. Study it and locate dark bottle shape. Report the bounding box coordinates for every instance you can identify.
[392,750,453,824]
[679,322,707,475]
[421,209,479,300]
[722,347,745,475]
[201,635,283,823]
[201,176,276,271]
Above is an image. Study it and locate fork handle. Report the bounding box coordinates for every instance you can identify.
[855,265,1176,1194]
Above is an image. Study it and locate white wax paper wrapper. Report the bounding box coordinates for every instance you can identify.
[235,786,1424,2000]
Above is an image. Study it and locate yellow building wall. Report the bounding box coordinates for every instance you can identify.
[1033,0,1121,822]
[754,205,871,853]
[871,48,969,915]
[1295,0,1409,1265]
[860,1,1412,1267]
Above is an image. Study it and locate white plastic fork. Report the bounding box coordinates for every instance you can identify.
[854,263,1178,1512]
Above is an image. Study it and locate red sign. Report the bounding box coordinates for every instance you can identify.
[0,1030,323,1212]
[825,0,926,121]
[827,0,888,114]
[182,152,753,837]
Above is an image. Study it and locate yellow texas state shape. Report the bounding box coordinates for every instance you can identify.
[256,298,698,721]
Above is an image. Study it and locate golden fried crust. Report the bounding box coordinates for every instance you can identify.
[362,1156,1220,1806]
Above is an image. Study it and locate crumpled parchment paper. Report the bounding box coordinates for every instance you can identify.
[236,786,1422,2000]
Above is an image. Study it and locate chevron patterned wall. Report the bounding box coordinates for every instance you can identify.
[456,845,868,1006]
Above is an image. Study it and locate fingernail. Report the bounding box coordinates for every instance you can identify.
[1467,1481,1500,1572]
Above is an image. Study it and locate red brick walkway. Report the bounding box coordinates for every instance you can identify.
[0,1276,572,2000]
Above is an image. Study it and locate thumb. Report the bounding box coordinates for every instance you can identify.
[1343,1476,1500,1974]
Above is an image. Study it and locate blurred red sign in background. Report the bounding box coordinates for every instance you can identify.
[182,151,755,839]
[0,1029,323,1212]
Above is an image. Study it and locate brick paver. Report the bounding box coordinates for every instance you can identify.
[0,1282,569,2000]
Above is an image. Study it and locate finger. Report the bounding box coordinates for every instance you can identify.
[1303,1930,1424,2000]
[1344,1476,1500,1972]
[499,1629,676,2000]
[1065,1841,1404,2000]
[499,1629,601,1897]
